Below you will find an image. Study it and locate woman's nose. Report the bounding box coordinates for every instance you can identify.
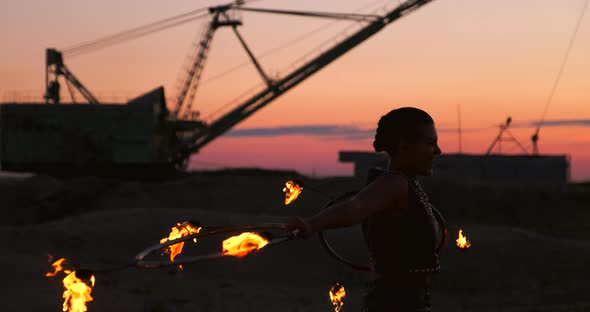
[435,144,442,155]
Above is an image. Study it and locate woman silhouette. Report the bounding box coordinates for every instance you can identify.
[287,107,444,312]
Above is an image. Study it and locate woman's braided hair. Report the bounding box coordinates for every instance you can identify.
[373,107,434,154]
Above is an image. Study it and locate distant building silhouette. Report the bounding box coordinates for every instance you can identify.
[339,151,570,188]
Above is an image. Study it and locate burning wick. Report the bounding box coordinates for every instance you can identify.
[222,232,269,257]
[46,257,66,277]
[329,282,346,312]
[283,180,303,205]
[45,257,96,312]
[159,221,202,262]
[456,229,471,250]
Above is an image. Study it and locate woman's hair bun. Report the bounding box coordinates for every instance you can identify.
[372,107,434,154]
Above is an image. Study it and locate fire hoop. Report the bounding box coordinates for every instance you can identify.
[317,191,371,271]
[317,191,447,272]
[134,223,292,269]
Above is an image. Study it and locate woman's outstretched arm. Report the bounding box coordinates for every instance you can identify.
[288,174,407,237]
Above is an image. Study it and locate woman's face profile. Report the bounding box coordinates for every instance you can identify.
[397,123,441,176]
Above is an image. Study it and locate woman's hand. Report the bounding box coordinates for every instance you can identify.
[285,216,314,239]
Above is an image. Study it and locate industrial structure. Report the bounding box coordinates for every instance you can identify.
[338,0,587,188]
[340,115,570,187]
[339,151,570,187]
[0,0,435,177]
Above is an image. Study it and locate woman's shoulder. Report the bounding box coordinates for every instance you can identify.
[371,171,409,195]
[363,171,409,215]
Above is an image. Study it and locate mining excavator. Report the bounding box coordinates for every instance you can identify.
[0,0,434,177]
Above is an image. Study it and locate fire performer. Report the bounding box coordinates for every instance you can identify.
[288,107,443,312]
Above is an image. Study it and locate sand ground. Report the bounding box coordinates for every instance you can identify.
[1,171,589,311]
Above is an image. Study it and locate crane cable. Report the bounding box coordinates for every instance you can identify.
[200,0,391,89]
[56,0,392,114]
[63,10,210,57]
[235,7,381,22]
[61,0,264,57]
[534,0,588,137]
[175,0,390,120]
[202,0,391,122]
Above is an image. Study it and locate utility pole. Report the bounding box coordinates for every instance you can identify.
[457,104,462,154]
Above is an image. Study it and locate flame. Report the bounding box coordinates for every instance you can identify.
[456,229,471,249]
[283,180,303,205]
[159,222,202,262]
[62,271,95,312]
[45,258,96,312]
[46,257,67,277]
[222,232,269,257]
[329,282,346,312]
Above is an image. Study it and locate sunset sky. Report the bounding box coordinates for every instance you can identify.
[1,0,589,181]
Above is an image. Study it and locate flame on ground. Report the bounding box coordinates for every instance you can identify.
[329,282,346,312]
[456,229,471,249]
[222,232,269,257]
[46,257,96,312]
[159,221,202,262]
[283,180,303,205]
[62,271,96,312]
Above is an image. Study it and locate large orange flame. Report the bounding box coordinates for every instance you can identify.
[46,258,96,312]
[159,222,202,262]
[456,229,471,249]
[283,180,303,205]
[62,271,96,312]
[222,232,269,257]
[329,282,346,312]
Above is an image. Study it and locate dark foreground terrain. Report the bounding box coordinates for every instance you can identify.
[1,170,589,311]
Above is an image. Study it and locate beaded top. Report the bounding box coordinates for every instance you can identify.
[364,169,441,275]
[408,177,435,221]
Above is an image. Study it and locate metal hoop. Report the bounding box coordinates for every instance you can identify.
[317,191,371,271]
[134,223,290,269]
[318,190,447,271]
[432,206,447,254]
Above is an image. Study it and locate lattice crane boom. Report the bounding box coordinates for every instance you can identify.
[172,7,243,120]
[176,0,435,158]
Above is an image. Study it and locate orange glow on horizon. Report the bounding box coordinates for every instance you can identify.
[189,130,590,181]
[2,1,589,181]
